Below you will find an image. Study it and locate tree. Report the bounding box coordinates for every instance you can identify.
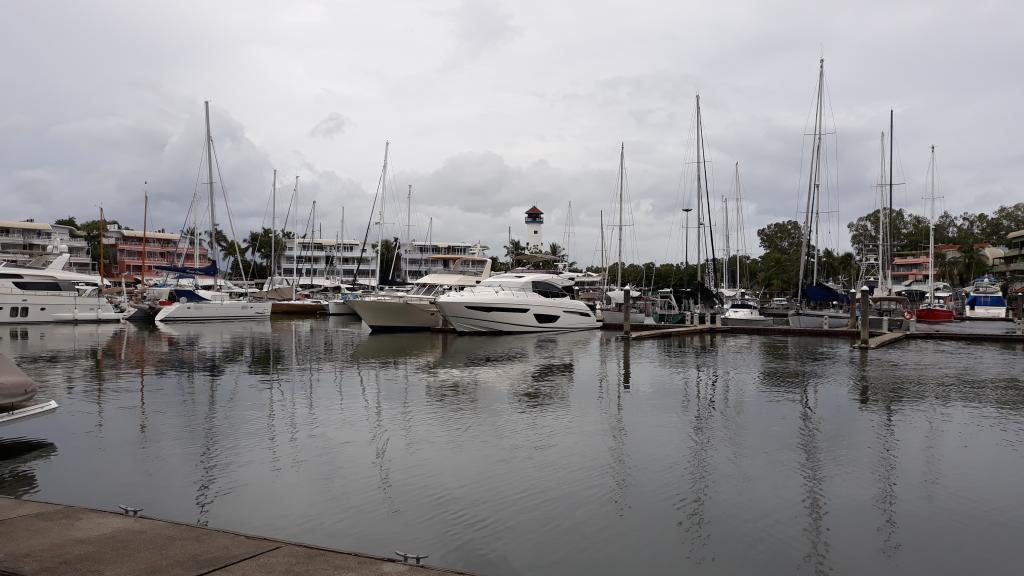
[375,238,401,284]
[757,220,804,254]
[54,216,79,229]
[504,239,526,268]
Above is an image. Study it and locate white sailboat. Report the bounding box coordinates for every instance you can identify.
[789,58,848,329]
[155,101,271,322]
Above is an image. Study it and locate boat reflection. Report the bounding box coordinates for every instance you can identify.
[0,437,57,498]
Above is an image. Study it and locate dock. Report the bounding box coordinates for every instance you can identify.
[0,496,472,576]
[852,331,907,349]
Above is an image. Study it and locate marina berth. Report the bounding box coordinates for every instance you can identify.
[435,272,599,333]
[721,291,773,327]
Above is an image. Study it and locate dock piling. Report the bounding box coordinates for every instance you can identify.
[859,286,870,347]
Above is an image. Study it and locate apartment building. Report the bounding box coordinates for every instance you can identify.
[0,220,93,273]
[101,226,209,278]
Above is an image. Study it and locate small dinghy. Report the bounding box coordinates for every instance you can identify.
[0,354,57,425]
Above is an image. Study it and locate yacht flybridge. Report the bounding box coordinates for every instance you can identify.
[435,272,598,333]
[348,255,491,332]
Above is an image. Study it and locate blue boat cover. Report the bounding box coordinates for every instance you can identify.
[802,283,850,304]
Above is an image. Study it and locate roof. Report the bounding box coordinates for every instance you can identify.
[121,230,180,241]
[525,206,543,215]
[1008,229,1024,240]
[0,220,51,231]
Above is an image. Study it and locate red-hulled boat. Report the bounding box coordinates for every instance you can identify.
[916,304,954,323]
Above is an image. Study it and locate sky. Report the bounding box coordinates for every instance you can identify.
[2,0,1022,268]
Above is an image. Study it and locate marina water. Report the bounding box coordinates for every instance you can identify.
[2,318,1023,575]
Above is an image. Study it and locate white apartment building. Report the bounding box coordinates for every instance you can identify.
[277,238,486,287]
[0,220,93,273]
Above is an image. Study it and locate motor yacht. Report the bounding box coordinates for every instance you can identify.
[348,255,491,332]
[964,278,1006,319]
[721,292,773,327]
[435,272,599,333]
[0,269,124,324]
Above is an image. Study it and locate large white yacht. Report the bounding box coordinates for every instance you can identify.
[0,269,124,324]
[435,272,598,333]
[348,255,491,332]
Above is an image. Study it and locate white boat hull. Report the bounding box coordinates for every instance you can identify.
[0,294,124,324]
[788,310,849,329]
[721,316,774,327]
[0,399,58,425]
[436,299,599,333]
[965,306,1006,319]
[154,300,271,322]
[348,298,440,331]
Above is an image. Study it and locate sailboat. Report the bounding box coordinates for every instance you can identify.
[789,59,849,329]
[599,143,644,324]
[155,101,271,322]
[916,146,954,323]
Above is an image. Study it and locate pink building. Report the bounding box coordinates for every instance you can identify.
[892,256,931,283]
[103,227,209,279]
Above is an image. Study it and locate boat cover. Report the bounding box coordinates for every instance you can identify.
[154,262,219,277]
[0,354,38,408]
[801,282,850,304]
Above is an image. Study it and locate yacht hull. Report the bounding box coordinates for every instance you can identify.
[155,301,271,322]
[436,299,599,333]
[721,316,774,327]
[0,294,124,324]
[348,298,440,332]
[788,311,849,329]
[965,306,1006,319]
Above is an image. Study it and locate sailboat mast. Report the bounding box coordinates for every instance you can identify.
[600,210,606,291]
[375,141,390,288]
[405,184,412,282]
[98,207,105,291]
[734,164,742,290]
[204,101,217,288]
[928,145,937,303]
[878,132,886,294]
[695,94,717,289]
[291,176,299,297]
[888,109,895,295]
[141,188,148,289]
[695,95,703,288]
[617,142,624,289]
[723,196,730,290]
[271,169,277,282]
[797,58,824,302]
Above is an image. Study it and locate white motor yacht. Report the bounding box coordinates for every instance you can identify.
[349,255,491,332]
[721,292,773,327]
[435,272,599,333]
[0,269,124,324]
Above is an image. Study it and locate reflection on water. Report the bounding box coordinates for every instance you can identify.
[2,322,1024,575]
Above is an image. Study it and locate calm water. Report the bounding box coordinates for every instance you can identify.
[2,319,1023,575]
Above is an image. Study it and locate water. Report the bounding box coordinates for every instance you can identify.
[2,319,1023,575]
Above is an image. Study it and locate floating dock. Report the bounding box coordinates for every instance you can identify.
[0,496,472,576]
[851,332,907,349]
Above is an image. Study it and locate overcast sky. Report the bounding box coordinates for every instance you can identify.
[3,0,1021,267]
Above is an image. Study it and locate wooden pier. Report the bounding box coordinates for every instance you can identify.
[852,332,907,349]
[0,496,472,576]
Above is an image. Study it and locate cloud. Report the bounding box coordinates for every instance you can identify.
[308,112,349,140]
[444,0,522,58]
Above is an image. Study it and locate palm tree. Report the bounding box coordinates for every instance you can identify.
[505,239,526,267]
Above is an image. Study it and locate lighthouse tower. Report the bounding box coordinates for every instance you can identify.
[525,206,544,250]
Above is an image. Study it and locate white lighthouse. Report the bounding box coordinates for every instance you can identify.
[525,206,544,250]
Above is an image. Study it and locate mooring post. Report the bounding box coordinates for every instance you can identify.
[847,290,857,329]
[882,315,890,333]
[1017,294,1023,336]
[623,288,632,337]
[859,286,870,347]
